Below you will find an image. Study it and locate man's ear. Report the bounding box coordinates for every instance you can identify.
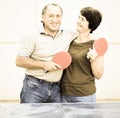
[41,15,44,22]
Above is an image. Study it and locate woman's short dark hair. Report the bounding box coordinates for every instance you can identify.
[80,7,102,33]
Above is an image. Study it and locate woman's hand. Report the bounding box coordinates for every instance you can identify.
[87,48,98,62]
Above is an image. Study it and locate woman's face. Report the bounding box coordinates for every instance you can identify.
[76,14,90,33]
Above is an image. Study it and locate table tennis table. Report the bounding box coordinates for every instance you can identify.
[0,102,120,118]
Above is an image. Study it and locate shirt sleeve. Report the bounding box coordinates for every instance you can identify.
[17,33,36,57]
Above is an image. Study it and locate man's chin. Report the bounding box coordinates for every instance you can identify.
[51,28,59,32]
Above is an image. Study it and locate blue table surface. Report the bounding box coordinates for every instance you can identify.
[0,102,120,118]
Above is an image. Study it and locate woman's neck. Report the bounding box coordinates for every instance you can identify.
[75,32,92,43]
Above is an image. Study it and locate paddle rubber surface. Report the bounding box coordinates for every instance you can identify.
[93,38,108,56]
[52,51,72,70]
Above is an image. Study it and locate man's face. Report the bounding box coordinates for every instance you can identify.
[42,5,63,34]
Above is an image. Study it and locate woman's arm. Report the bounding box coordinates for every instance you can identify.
[90,56,104,79]
[87,48,104,79]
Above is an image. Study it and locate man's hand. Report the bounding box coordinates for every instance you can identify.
[43,61,61,72]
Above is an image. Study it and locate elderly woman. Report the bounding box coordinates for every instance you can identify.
[61,7,104,102]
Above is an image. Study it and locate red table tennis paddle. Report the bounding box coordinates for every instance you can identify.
[93,37,108,56]
[52,51,72,70]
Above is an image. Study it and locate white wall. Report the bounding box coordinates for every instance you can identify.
[0,0,120,100]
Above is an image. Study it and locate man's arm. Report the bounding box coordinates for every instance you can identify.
[16,55,61,71]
